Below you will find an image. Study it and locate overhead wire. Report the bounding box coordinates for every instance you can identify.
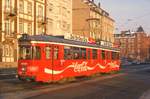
[117,11,150,32]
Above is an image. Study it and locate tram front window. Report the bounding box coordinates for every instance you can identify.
[19,46,32,60]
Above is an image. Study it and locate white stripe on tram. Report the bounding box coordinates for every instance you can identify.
[31,41,120,52]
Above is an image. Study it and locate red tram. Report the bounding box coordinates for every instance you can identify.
[18,34,120,82]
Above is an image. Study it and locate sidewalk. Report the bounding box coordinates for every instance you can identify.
[0,68,17,80]
[0,68,17,74]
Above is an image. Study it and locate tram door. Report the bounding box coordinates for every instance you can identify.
[44,45,53,80]
[45,44,59,80]
[51,45,59,76]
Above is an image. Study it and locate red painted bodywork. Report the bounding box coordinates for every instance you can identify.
[18,43,120,82]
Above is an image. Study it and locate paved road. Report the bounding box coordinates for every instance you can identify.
[26,66,150,99]
[0,64,150,99]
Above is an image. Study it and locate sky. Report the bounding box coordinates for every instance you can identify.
[95,0,150,34]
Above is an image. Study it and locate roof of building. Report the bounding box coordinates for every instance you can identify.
[136,26,145,32]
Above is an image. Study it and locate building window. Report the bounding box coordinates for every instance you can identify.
[28,23,32,35]
[3,45,10,57]
[19,22,24,34]
[2,46,5,57]
[56,21,60,29]
[5,20,10,36]
[62,7,67,16]
[27,2,32,15]
[61,21,67,30]
[47,19,53,35]
[19,0,24,13]
[38,26,44,35]
[48,3,53,12]
[6,0,10,9]
[10,46,13,57]
[5,45,9,57]
[38,6,43,18]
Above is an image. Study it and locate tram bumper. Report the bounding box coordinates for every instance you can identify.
[18,69,36,82]
[18,64,39,81]
[17,74,36,82]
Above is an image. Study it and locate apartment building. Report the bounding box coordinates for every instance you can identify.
[148,36,150,60]
[0,0,46,68]
[115,31,136,59]
[46,0,72,37]
[72,0,115,46]
[114,26,150,62]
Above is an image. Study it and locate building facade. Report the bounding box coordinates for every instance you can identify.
[0,0,46,68]
[149,36,150,60]
[72,0,115,46]
[46,0,72,37]
[114,26,150,63]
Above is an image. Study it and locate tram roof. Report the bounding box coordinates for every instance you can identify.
[19,34,120,51]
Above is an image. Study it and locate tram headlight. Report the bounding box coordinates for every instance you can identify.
[21,67,25,71]
[21,65,27,72]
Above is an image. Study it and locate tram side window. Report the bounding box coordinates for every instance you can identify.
[92,49,97,59]
[64,46,87,60]
[88,50,90,59]
[64,46,72,60]
[33,46,41,60]
[81,48,86,59]
[112,52,115,60]
[107,51,111,60]
[116,52,120,60]
[45,46,51,59]
[54,47,59,60]
[112,52,119,60]
[73,47,80,59]
[101,50,105,60]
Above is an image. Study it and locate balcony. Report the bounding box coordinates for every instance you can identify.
[5,6,17,17]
